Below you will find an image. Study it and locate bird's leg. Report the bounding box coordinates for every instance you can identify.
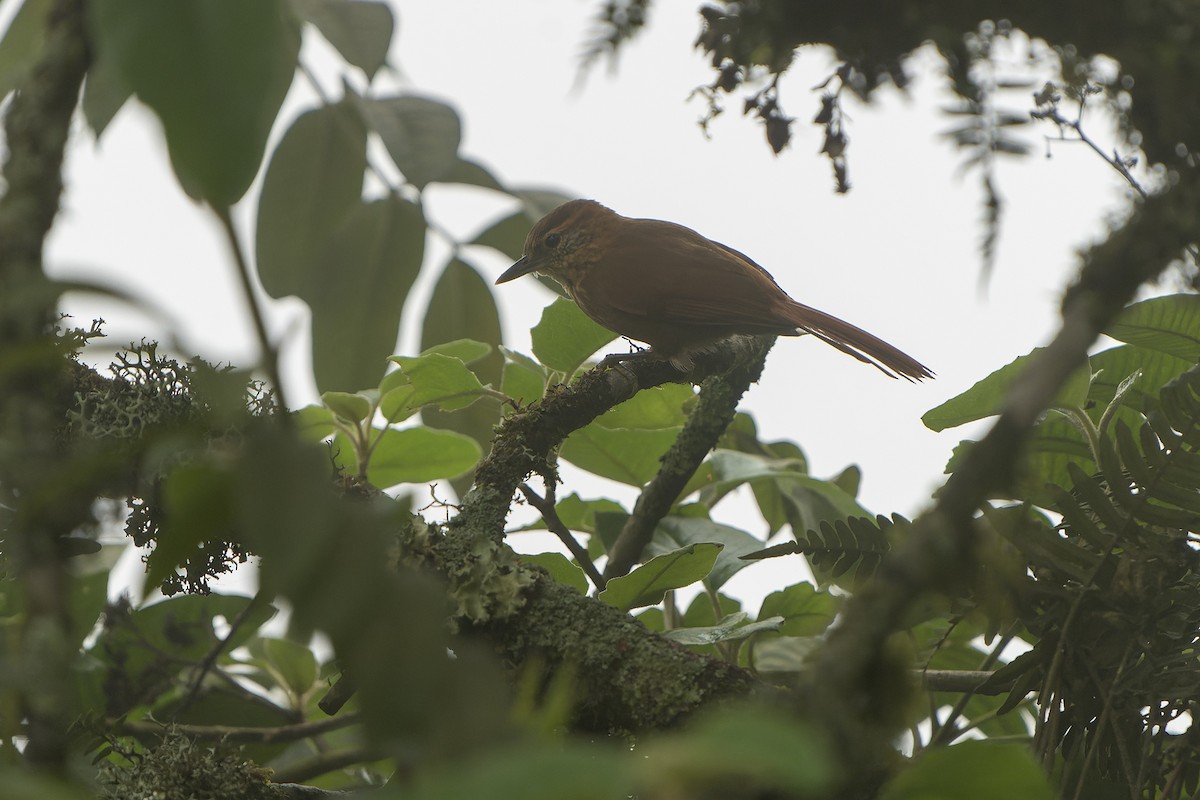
[598,338,653,369]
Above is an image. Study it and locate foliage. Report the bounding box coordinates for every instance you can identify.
[1,1,1198,799]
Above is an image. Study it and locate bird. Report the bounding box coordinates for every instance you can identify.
[495,200,933,381]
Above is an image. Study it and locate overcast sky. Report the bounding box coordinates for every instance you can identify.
[30,2,1143,603]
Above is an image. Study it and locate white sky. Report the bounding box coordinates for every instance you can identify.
[26,2,1142,606]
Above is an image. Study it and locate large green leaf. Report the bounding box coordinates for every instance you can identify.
[922,347,1091,432]
[1107,293,1200,361]
[419,260,503,385]
[560,424,681,486]
[638,706,833,795]
[88,594,276,716]
[357,94,461,188]
[530,297,617,375]
[683,450,868,533]
[307,197,426,391]
[338,427,481,487]
[290,0,393,80]
[662,613,784,646]
[472,209,535,261]
[81,40,131,138]
[91,0,300,205]
[520,552,587,594]
[501,348,547,404]
[150,461,237,595]
[1088,343,1193,421]
[593,383,694,429]
[758,583,841,637]
[419,259,505,494]
[380,353,487,422]
[599,543,723,611]
[879,741,1054,800]
[648,516,764,591]
[257,102,368,300]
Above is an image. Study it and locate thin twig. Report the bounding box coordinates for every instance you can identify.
[213,207,290,413]
[176,593,270,715]
[1032,106,1147,198]
[518,481,605,589]
[110,713,359,744]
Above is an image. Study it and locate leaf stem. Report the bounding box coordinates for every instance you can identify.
[213,205,290,413]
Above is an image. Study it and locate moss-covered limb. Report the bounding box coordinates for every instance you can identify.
[467,569,759,734]
[0,0,91,770]
[0,0,89,337]
[453,335,773,544]
[603,337,774,583]
[801,179,1200,793]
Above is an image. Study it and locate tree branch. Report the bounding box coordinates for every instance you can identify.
[0,0,91,769]
[800,180,1200,793]
[603,336,774,583]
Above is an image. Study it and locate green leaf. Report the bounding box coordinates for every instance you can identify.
[1107,293,1200,361]
[922,347,1091,432]
[439,157,508,192]
[306,196,426,392]
[257,102,368,300]
[419,258,505,495]
[683,449,806,499]
[683,450,868,531]
[290,0,392,80]
[411,742,630,800]
[68,568,112,648]
[346,427,481,487]
[380,353,487,422]
[1089,343,1193,419]
[90,0,300,205]
[560,424,681,486]
[680,592,742,628]
[0,0,53,100]
[0,766,93,800]
[552,494,627,535]
[663,613,784,645]
[638,705,833,795]
[599,543,723,611]
[357,94,461,188]
[258,637,319,700]
[520,552,587,593]
[530,297,617,375]
[758,583,841,637]
[501,348,547,404]
[322,390,374,423]
[880,741,1054,800]
[421,338,493,365]
[89,594,276,716]
[151,462,236,596]
[649,516,764,591]
[472,210,532,261]
[294,404,336,441]
[594,383,694,429]
[81,40,131,138]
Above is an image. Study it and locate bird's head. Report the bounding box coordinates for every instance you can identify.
[495,199,615,287]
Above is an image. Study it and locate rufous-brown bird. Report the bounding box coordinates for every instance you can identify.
[495,200,933,381]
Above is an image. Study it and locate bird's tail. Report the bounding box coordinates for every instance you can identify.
[782,301,934,381]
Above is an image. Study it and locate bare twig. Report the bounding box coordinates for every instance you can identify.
[518,481,605,589]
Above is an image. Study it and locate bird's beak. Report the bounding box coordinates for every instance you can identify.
[495,256,536,285]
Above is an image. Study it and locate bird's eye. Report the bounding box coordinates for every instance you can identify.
[544,232,561,249]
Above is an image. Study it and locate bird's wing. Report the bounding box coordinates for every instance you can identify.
[578,218,795,331]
